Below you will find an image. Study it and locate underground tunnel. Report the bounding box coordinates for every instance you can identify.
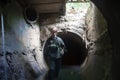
[43,31,87,66]
[0,0,114,80]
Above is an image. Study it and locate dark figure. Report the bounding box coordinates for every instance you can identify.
[44,27,66,80]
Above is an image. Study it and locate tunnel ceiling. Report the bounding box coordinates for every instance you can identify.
[16,0,67,13]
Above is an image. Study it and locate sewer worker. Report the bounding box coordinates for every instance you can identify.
[44,27,66,80]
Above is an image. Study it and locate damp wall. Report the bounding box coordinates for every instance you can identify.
[81,2,112,80]
[0,1,47,80]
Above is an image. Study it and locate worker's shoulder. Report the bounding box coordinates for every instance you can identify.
[56,36,62,40]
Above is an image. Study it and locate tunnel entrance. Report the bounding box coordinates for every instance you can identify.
[43,31,87,66]
[57,32,87,66]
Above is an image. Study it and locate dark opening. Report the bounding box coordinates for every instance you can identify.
[57,32,87,66]
[43,31,87,66]
[24,7,38,23]
[0,0,10,6]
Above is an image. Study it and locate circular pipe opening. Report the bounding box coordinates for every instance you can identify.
[24,7,38,23]
[58,32,87,66]
[43,31,87,66]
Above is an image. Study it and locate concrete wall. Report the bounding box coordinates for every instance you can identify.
[0,1,47,80]
[81,2,112,80]
[2,3,40,52]
[91,0,120,79]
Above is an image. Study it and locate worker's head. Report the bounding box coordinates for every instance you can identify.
[52,27,58,32]
[51,27,58,37]
[51,27,58,33]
